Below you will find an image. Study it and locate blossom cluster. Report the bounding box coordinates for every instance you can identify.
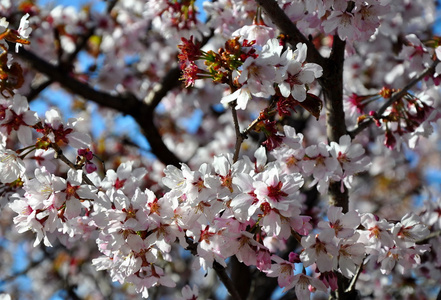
[221,40,323,110]
[204,0,389,45]
[266,206,429,298]
[1,2,440,299]
[272,126,370,194]
[2,91,421,299]
[178,34,323,110]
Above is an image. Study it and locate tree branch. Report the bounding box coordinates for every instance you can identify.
[15,47,182,166]
[143,29,214,109]
[26,24,96,102]
[213,261,243,300]
[185,238,242,300]
[349,61,439,138]
[51,143,95,186]
[231,104,244,163]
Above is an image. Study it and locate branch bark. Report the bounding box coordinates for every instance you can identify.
[323,35,349,212]
[15,47,182,167]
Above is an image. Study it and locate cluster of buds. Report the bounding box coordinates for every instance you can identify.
[164,0,198,31]
[77,148,97,173]
[372,87,434,149]
[178,35,257,87]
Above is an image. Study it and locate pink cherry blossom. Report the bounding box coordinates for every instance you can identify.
[1,94,38,146]
[300,232,339,272]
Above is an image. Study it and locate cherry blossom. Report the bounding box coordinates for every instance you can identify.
[278,43,323,101]
[300,232,339,272]
[1,1,440,299]
[0,146,26,183]
[1,94,38,146]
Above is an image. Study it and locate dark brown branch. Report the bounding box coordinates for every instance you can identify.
[144,66,182,109]
[17,47,139,113]
[213,261,243,300]
[15,47,181,166]
[186,238,242,300]
[324,34,349,212]
[26,79,53,101]
[27,25,96,102]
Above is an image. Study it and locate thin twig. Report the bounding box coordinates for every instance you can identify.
[345,259,365,293]
[349,61,438,138]
[416,229,441,245]
[231,104,244,163]
[1,257,45,283]
[51,143,95,186]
